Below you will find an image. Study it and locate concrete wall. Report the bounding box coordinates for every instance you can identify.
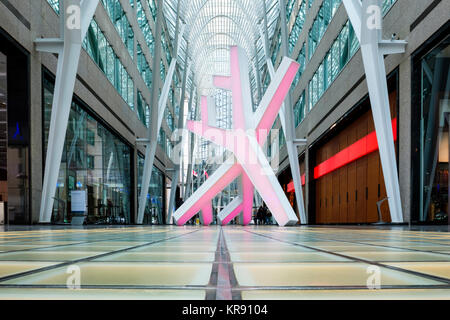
[0,0,175,223]
[277,0,450,223]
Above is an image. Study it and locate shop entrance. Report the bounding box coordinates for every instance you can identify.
[0,37,30,224]
[416,34,450,224]
[312,78,398,225]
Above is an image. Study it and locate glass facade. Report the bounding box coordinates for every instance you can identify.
[307,0,396,60]
[46,0,59,13]
[292,45,306,89]
[100,0,135,59]
[137,90,150,127]
[148,0,157,20]
[413,34,450,224]
[43,74,132,224]
[39,0,407,228]
[309,21,359,110]
[286,0,296,22]
[0,38,31,225]
[272,31,281,66]
[83,19,135,110]
[137,155,165,224]
[137,44,153,90]
[294,91,306,127]
[308,0,342,60]
[136,0,155,55]
[166,109,174,132]
[288,1,307,56]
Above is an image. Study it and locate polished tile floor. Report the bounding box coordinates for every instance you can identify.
[0,225,448,300]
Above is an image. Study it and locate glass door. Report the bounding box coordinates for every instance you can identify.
[419,36,450,224]
[0,52,7,211]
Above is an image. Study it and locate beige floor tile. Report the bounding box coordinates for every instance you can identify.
[94,251,215,262]
[0,261,58,278]
[7,241,82,246]
[130,245,217,253]
[0,251,106,261]
[0,245,49,251]
[0,288,206,300]
[78,241,147,247]
[227,245,314,252]
[4,262,213,286]
[288,242,365,247]
[313,245,403,252]
[37,246,128,252]
[241,289,450,300]
[385,262,450,279]
[233,263,444,287]
[229,252,350,262]
[341,251,450,262]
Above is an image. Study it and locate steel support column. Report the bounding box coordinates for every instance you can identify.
[342,0,406,222]
[137,0,186,224]
[37,0,99,223]
[278,0,307,224]
[257,0,307,224]
[167,56,191,224]
[184,90,197,198]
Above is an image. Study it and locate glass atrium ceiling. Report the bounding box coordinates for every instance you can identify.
[164,0,280,94]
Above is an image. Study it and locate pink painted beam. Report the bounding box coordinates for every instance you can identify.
[213,75,232,90]
[175,162,242,226]
[241,173,254,226]
[201,203,213,226]
[221,203,244,226]
[173,45,300,227]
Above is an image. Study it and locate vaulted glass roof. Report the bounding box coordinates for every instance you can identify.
[164,0,280,95]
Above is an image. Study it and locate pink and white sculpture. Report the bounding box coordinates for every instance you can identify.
[173,46,300,227]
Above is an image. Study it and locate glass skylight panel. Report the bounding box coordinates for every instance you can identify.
[163,0,269,95]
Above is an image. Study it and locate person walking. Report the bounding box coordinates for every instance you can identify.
[265,204,272,225]
[253,208,258,225]
[256,205,264,225]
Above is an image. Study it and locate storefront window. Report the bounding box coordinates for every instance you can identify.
[137,155,164,224]
[0,39,30,224]
[43,74,132,224]
[415,34,450,223]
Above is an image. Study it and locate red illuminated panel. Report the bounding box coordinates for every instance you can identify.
[314,118,397,180]
[286,174,306,193]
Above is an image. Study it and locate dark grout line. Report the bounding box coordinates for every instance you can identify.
[206,229,221,300]
[0,283,448,291]
[244,230,450,285]
[284,235,450,257]
[0,230,201,284]
[231,284,450,291]
[0,284,211,290]
[1,259,450,264]
[220,228,241,300]
[0,230,182,255]
[206,227,239,300]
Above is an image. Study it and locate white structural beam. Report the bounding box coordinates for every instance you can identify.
[257,1,307,224]
[167,57,191,224]
[278,0,307,225]
[173,50,300,227]
[37,0,99,223]
[184,91,198,198]
[343,0,406,223]
[137,1,186,224]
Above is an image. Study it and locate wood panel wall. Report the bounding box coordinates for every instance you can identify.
[314,91,397,224]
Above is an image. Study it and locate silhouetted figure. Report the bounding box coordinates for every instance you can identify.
[257,205,264,225]
[264,204,272,225]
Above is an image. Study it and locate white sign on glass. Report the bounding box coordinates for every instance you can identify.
[71,190,87,213]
